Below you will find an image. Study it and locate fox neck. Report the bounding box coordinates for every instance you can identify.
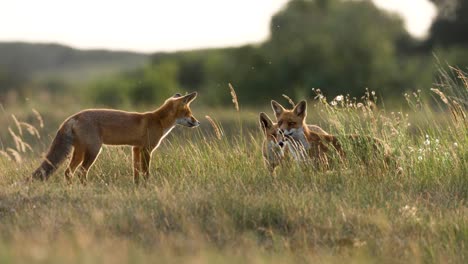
[151,103,178,131]
[289,123,311,150]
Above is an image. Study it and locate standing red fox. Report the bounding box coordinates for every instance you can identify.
[32,92,200,184]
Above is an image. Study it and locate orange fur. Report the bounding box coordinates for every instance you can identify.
[259,112,284,174]
[271,100,391,169]
[32,92,200,184]
[271,100,345,168]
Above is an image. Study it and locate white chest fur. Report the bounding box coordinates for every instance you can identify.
[284,139,309,161]
[287,128,310,150]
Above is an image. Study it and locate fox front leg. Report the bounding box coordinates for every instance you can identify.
[141,148,152,181]
[132,147,142,185]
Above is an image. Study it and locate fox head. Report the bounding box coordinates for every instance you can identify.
[168,92,200,128]
[260,112,286,172]
[271,100,307,137]
[259,112,283,146]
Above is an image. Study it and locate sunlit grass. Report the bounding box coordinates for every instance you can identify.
[0,69,467,263]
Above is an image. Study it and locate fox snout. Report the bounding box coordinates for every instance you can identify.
[282,129,297,137]
[187,116,201,127]
[189,119,200,127]
[278,135,293,148]
[176,117,200,127]
[188,116,200,127]
[277,128,294,138]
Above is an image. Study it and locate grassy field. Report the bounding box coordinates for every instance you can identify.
[0,74,467,263]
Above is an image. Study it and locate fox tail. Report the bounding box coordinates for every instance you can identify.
[31,118,75,180]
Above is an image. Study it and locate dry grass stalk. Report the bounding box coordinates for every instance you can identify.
[282,94,295,107]
[8,127,22,152]
[20,122,41,139]
[8,126,31,152]
[6,148,22,163]
[32,108,44,128]
[0,150,12,161]
[205,115,223,140]
[432,87,466,126]
[431,88,449,105]
[450,66,468,90]
[23,142,32,152]
[11,114,23,136]
[450,100,467,125]
[228,83,239,112]
[366,101,378,112]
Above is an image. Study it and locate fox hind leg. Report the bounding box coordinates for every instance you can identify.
[76,144,102,184]
[64,146,84,183]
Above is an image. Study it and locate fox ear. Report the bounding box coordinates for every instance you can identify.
[181,92,198,104]
[271,100,285,118]
[293,100,307,117]
[259,112,273,133]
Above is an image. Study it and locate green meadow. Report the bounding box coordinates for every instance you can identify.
[0,71,466,263]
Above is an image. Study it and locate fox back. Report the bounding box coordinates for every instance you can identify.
[71,95,199,146]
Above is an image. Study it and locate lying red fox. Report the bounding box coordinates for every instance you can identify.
[259,112,333,173]
[271,100,345,168]
[32,92,200,184]
[268,100,391,170]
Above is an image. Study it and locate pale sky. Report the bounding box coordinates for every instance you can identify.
[0,0,437,53]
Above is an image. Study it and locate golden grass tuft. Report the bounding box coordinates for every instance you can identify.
[228,83,239,112]
[20,122,41,139]
[8,127,23,152]
[205,115,223,140]
[6,147,22,163]
[450,66,468,90]
[0,150,12,160]
[282,94,295,107]
[431,88,449,105]
[431,87,466,126]
[450,100,467,125]
[32,108,44,128]
[11,114,23,136]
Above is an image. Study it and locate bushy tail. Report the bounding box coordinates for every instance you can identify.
[345,134,393,165]
[32,119,75,180]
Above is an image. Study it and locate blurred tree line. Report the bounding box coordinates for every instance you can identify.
[2,0,468,107]
[0,43,146,103]
[91,0,422,106]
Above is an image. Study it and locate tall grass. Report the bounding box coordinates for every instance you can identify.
[0,68,466,263]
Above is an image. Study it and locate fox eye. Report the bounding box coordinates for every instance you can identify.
[288,122,296,126]
[278,121,283,126]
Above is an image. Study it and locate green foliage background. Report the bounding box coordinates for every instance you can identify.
[0,0,467,108]
[82,0,468,107]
